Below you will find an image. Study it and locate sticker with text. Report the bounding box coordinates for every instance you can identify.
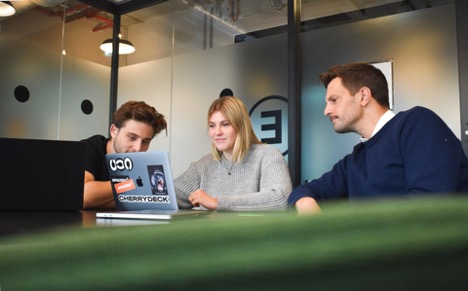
[114,179,136,194]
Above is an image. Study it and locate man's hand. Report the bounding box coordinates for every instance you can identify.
[295,197,321,215]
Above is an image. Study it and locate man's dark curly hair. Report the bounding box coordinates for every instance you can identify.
[319,62,390,108]
[112,101,167,137]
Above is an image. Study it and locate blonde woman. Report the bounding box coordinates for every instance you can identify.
[175,96,292,211]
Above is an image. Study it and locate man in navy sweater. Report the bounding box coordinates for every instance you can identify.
[288,62,468,214]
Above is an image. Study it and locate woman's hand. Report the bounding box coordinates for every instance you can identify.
[189,189,218,210]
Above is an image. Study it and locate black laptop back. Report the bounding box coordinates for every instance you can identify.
[0,138,85,211]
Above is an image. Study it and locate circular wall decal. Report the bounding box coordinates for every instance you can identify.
[81,99,94,115]
[14,85,30,103]
[249,95,288,156]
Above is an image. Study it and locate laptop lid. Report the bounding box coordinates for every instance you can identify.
[0,138,85,211]
[105,151,178,211]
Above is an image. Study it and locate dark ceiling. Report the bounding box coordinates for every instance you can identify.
[79,0,455,16]
[79,0,167,14]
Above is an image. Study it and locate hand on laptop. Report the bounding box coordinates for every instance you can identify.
[189,190,218,210]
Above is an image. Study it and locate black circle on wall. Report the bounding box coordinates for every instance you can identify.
[14,85,30,103]
[81,99,94,115]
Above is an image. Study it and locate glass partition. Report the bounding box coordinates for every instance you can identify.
[0,1,110,141]
[118,0,290,176]
[0,0,458,179]
[122,0,289,65]
[299,0,459,182]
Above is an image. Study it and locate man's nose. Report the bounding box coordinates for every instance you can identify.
[324,104,330,116]
[133,141,143,152]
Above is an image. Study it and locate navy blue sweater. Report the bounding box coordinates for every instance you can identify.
[288,106,468,205]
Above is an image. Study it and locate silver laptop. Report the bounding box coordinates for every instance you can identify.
[96,151,207,220]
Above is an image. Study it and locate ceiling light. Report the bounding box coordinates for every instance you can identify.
[0,1,16,17]
[100,37,135,55]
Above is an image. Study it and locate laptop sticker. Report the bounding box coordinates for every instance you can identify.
[114,179,136,194]
[148,165,168,195]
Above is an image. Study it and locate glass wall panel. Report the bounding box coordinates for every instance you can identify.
[0,1,110,141]
[300,2,458,182]
[2,0,457,180]
[123,0,289,65]
[118,0,289,176]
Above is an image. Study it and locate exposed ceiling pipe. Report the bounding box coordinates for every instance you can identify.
[404,0,417,10]
[92,15,113,32]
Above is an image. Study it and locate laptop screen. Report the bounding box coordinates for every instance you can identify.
[0,138,85,211]
[105,151,178,211]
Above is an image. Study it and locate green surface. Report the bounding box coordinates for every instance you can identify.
[1,197,468,290]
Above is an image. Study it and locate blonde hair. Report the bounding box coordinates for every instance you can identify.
[208,96,261,162]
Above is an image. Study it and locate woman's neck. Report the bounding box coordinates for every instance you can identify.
[223,151,233,162]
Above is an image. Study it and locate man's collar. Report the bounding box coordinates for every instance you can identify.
[360,110,395,142]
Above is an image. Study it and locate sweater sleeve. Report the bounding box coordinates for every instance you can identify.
[400,107,466,193]
[217,145,292,211]
[287,157,349,206]
[174,161,201,209]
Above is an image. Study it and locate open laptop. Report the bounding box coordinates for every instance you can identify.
[0,137,85,211]
[96,151,208,220]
